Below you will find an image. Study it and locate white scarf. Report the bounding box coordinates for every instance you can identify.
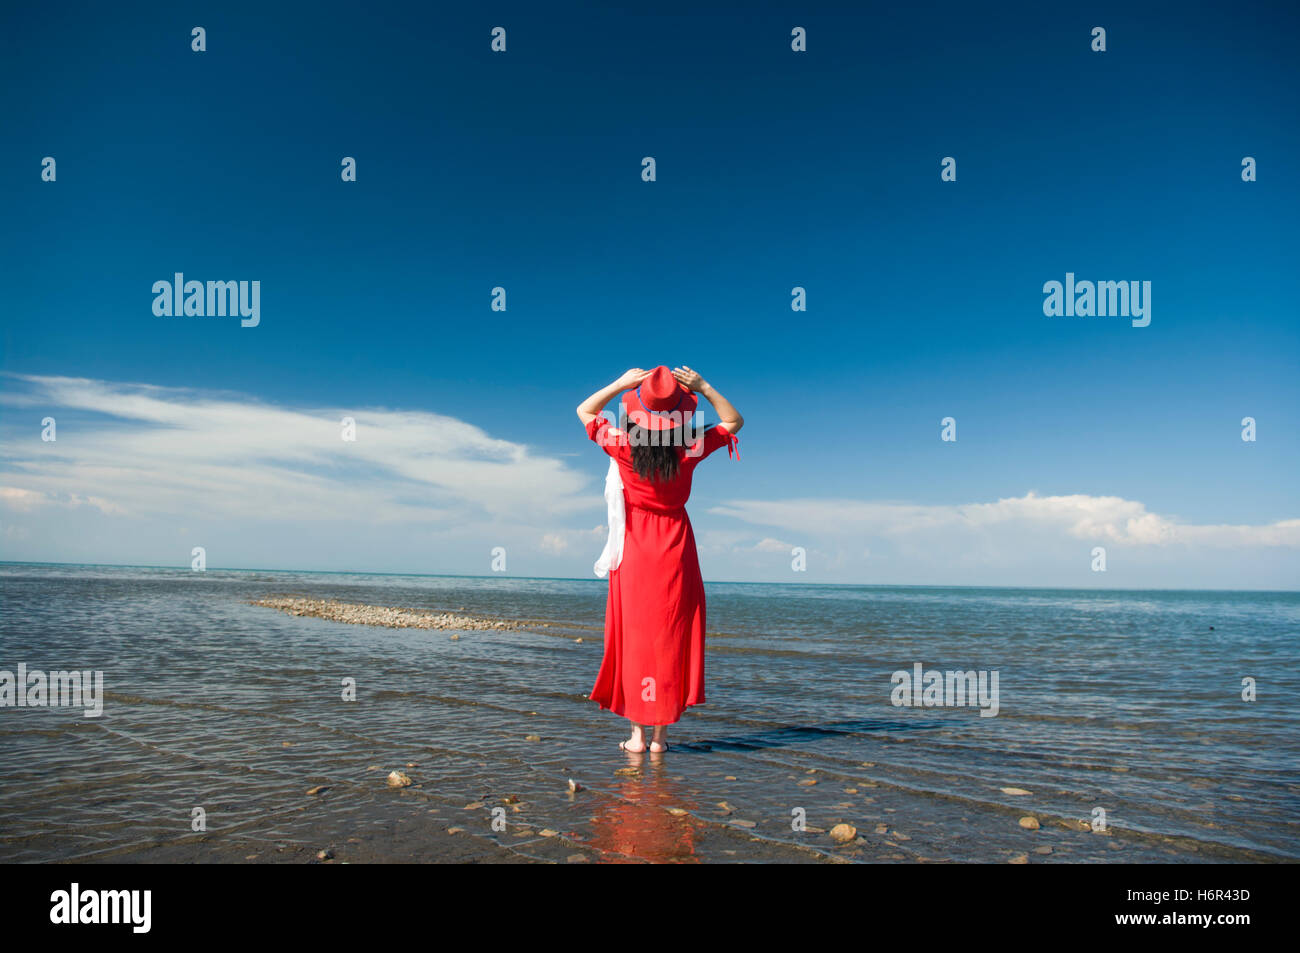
[593,457,625,577]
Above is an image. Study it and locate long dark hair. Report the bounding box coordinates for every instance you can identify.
[626,420,702,483]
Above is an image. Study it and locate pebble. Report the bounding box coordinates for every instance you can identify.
[539,829,558,837]
[316,849,334,861]
[566,854,589,863]
[797,779,817,787]
[874,823,889,835]
[447,827,464,835]
[250,596,528,631]
[386,771,411,788]
[575,638,584,643]
[1034,846,1053,855]
[305,785,329,796]
[667,808,688,816]
[1000,787,1032,796]
[525,734,542,742]
[1019,816,1040,830]
[829,823,857,843]
[731,820,756,829]
[463,801,485,810]
[1009,854,1029,864]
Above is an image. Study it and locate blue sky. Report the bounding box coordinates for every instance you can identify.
[2,1,1298,587]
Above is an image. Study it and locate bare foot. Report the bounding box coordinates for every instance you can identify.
[621,722,647,753]
[649,728,669,753]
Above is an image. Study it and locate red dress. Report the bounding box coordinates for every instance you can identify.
[585,415,738,725]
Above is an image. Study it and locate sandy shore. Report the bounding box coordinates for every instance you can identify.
[251,596,533,631]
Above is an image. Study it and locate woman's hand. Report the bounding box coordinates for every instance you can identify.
[672,366,704,392]
[580,369,650,425]
[615,368,651,390]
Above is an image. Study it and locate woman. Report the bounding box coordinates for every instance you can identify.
[576,365,743,753]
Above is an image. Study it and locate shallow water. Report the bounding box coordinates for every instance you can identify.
[1,564,1297,863]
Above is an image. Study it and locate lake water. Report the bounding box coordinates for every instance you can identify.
[1,563,1296,863]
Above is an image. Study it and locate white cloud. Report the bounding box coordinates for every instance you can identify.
[0,485,125,515]
[710,492,1300,549]
[1,374,590,526]
[0,487,44,509]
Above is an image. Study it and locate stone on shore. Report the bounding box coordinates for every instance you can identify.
[829,823,857,843]
[250,596,528,631]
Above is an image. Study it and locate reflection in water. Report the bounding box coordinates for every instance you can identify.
[584,755,703,863]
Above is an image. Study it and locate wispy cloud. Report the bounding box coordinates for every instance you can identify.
[1,373,591,525]
[710,493,1300,548]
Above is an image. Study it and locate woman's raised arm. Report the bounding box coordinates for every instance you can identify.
[576,368,651,426]
[672,366,743,434]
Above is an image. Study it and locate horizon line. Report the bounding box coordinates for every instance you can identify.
[0,560,1295,594]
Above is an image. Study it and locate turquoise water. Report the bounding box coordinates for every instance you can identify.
[1,563,1297,862]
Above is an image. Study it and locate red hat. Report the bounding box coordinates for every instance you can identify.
[622,365,698,431]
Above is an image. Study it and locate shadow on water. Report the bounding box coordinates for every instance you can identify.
[676,718,944,753]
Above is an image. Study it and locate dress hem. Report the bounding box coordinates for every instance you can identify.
[590,695,706,726]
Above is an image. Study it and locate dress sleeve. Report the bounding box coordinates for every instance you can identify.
[689,423,740,462]
[585,414,626,458]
